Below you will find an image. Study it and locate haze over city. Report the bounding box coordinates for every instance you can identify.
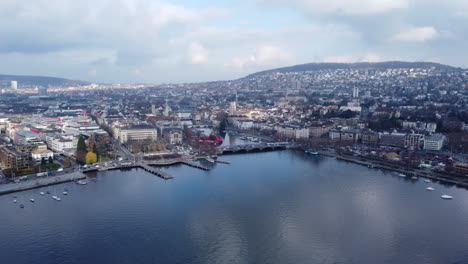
[1,0,468,83]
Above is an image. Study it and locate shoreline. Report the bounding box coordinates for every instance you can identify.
[0,171,86,196]
[317,150,468,189]
[3,147,466,196]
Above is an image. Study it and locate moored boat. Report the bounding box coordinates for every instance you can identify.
[426,187,435,191]
[441,195,453,200]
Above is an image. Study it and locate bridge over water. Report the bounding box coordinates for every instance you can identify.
[217,143,289,155]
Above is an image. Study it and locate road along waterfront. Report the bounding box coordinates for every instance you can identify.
[0,171,86,195]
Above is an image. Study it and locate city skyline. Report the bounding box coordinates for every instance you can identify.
[1,0,468,83]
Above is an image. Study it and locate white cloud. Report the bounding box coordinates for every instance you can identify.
[265,0,409,16]
[186,42,209,64]
[392,26,438,42]
[88,69,97,77]
[1,0,468,82]
[225,45,295,72]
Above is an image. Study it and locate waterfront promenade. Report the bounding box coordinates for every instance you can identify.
[82,158,211,180]
[0,171,86,195]
[319,150,468,188]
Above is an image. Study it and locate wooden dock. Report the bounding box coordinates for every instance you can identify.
[215,160,231,164]
[180,160,210,171]
[138,163,174,180]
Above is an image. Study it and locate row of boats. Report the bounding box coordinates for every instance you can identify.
[304,150,319,155]
[397,173,453,200]
[14,179,90,208]
[239,136,261,142]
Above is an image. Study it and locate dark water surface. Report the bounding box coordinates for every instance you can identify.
[1,151,468,264]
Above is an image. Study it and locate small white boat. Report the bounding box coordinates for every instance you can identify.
[424,179,431,183]
[30,199,35,202]
[63,191,68,195]
[441,195,453,200]
[56,197,61,201]
[13,200,17,203]
[398,173,406,177]
[411,176,418,180]
[76,180,87,185]
[426,187,435,191]
[52,196,58,200]
[40,192,45,195]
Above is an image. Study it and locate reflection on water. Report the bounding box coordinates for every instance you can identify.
[1,151,468,264]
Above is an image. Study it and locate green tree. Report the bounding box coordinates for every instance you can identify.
[76,136,87,164]
[41,157,46,165]
[77,136,87,152]
[48,156,53,164]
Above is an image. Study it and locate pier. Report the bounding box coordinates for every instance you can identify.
[215,160,231,164]
[138,163,174,180]
[80,158,211,181]
[0,171,86,195]
[143,158,210,171]
[180,160,210,171]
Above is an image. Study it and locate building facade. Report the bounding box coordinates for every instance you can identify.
[424,134,446,151]
[114,126,158,144]
[0,146,29,170]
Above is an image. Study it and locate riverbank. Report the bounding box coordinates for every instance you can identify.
[0,171,86,195]
[318,150,468,188]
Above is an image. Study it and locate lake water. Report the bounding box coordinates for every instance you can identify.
[1,151,468,264]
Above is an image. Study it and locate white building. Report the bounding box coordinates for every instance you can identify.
[353,87,359,98]
[10,80,18,90]
[45,134,78,156]
[277,125,309,140]
[340,101,362,112]
[114,126,158,144]
[31,149,54,162]
[238,120,254,130]
[405,133,424,150]
[163,129,183,145]
[424,134,446,151]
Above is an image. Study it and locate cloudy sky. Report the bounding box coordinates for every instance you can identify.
[0,0,467,83]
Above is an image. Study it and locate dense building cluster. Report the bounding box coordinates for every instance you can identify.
[1,62,468,178]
